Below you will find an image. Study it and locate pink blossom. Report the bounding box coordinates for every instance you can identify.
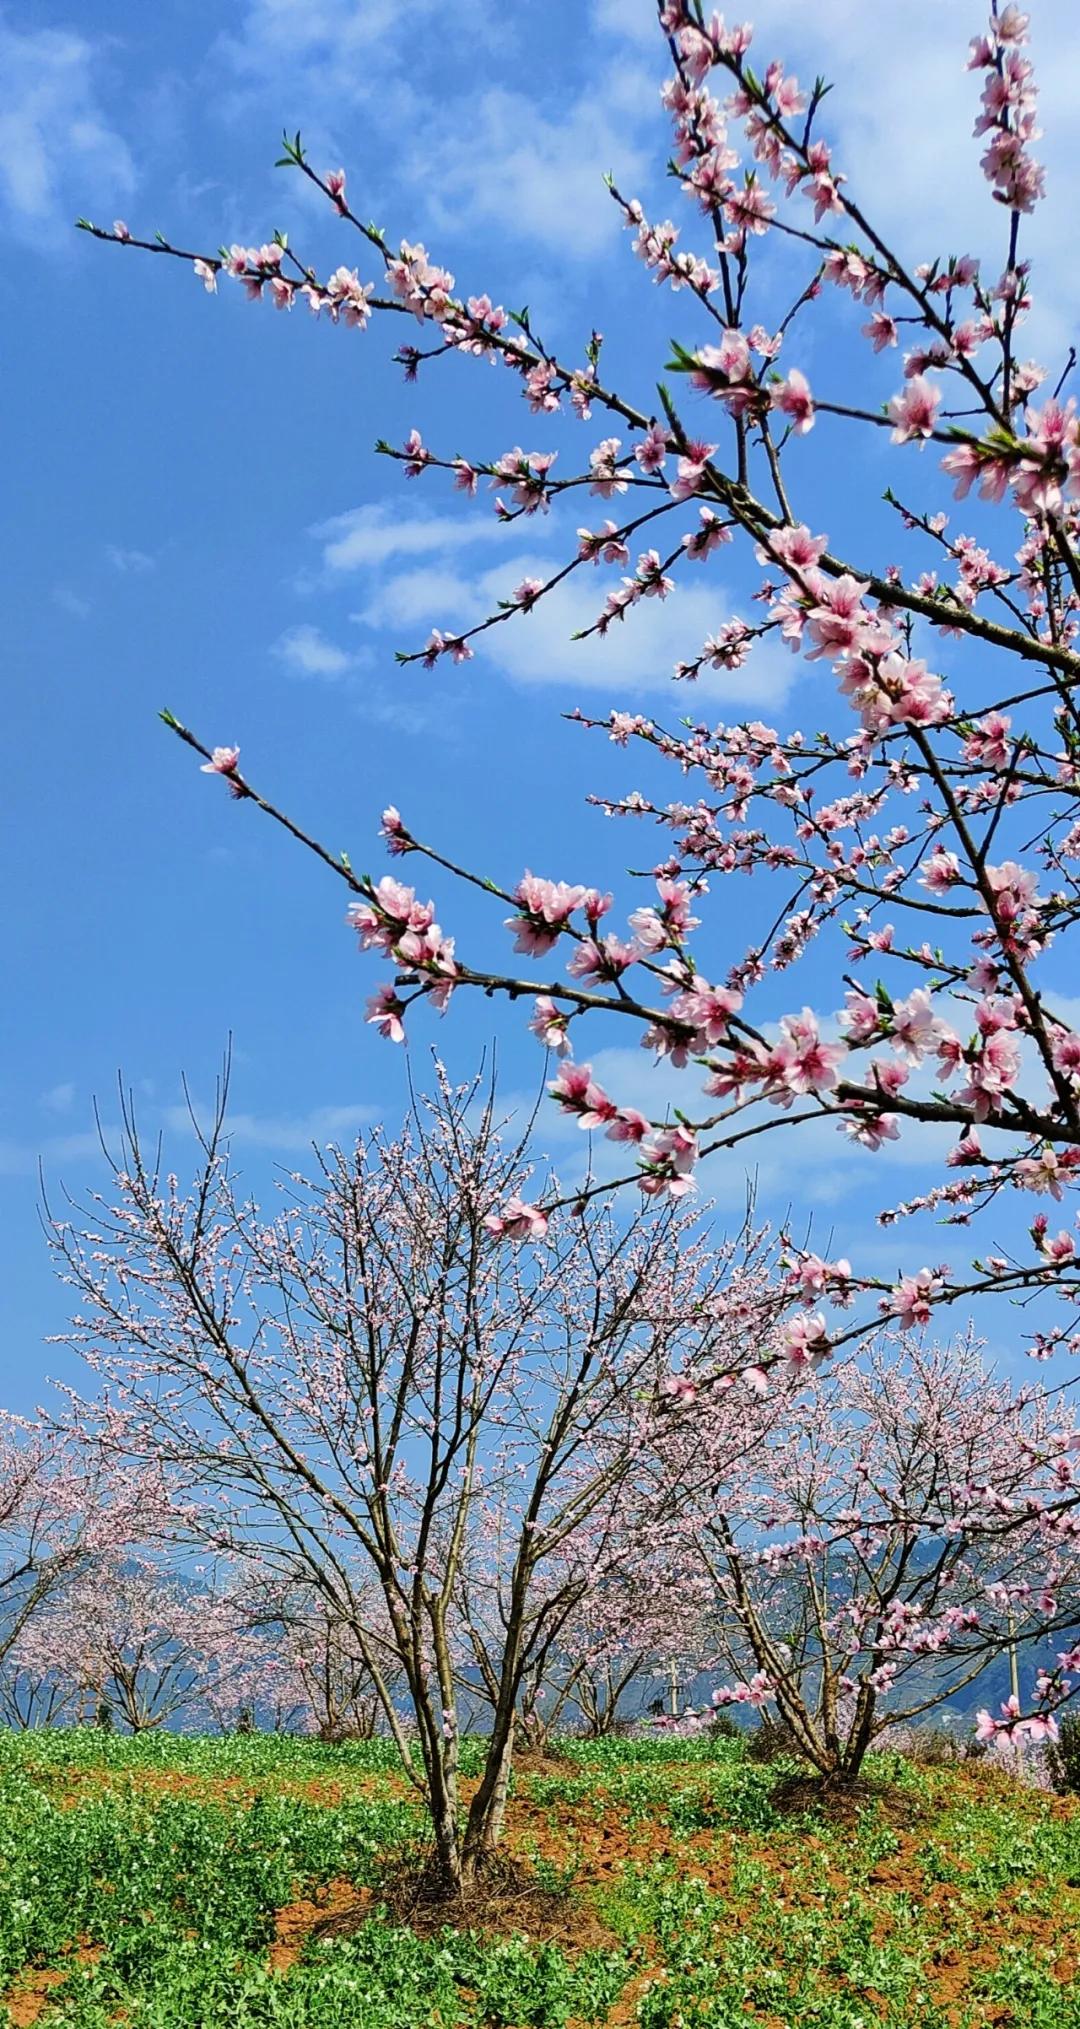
[670,442,718,501]
[200,746,240,779]
[887,1268,945,1329]
[862,312,898,352]
[682,507,731,559]
[887,375,942,444]
[771,368,815,434]
[890,988,951,1065]
[380,806,411,855]
[483,1197,549,1242]
[1016,1146,1071,1199]
[639,1122,699,1199]
[668,979,742,1047]
[549,1060,617,1130]
[781,1312,831,1370]
[578,522,630,566]
[662,1371,699,1404]
[402,427,429,478]
[635,423,669,474]
[841,990,880,1048]
[921,847,962,893]
[842,1111,900,1151]
[505,873,586,956]
[567,935,639,982]
[589,438,632,497]
[366,984,407,1043]
[690,329,752,393]
[947,1129,984,1168]
[767,1009,845,1100]
[607,1107,650,1143]
[530,997,571,1055]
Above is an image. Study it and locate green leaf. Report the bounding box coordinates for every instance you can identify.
[664,339,699,376]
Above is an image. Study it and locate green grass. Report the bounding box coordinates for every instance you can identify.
[0,1729,1077,2027]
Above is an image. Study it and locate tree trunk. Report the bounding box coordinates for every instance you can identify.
[430,1792,464,1893]
[840,1681,877,1782]
[461,1720,515,1884]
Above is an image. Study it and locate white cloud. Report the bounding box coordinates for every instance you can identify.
[271,617,445,732]
[106,545,155,574]
[272,622,356,679]
[222,0,457,83]
[219,1,648,258]
[414,83,649,258]
[225,0,402,67]
[356,563,484,635]
[357,547,795,703]
[41,1082,76,1115]
[0,20,134,241]
[591,0,658,43]
[0,1128,105,1177]
[52,587,91,619]
[217,0,501,131]
[162,1099,376,1152]
[314,503,527,575]
[476,556,794,702]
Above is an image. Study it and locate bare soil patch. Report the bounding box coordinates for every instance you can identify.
[2,1943,102,2028]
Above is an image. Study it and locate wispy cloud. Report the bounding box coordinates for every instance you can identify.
[0,1128,105,1178]
[106,544,155,575]
[41,1082,76,1116]
[218,1,650,258]
[314,503,524,576]
[162,1099,377,1152]
[357,548,796,704]
[272,622,357,680]
[590,0,658,43]
[0,18,134,242]
[215,0,502,154]
[1,1091,380,1178]
[414,81,650,258]
[357,564,485,636]
[52,587,91,619]
[271,617,444,734]
[220,0,442,92]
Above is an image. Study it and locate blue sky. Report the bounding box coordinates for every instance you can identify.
[6,0,1080,1411]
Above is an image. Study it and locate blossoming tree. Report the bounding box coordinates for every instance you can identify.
[4,1557,259,1733]
[52,1071,776,1889]
[0,1418,162,1673]
[84,3,1080,1383]
[238,1573,401,1739]
[645,1334,1080,1775]
[457,1508,719,1744]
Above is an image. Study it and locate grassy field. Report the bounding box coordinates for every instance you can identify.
[1,1728,1079,2028]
